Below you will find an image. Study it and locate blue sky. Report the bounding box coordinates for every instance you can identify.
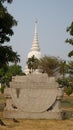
[6,0,73,69]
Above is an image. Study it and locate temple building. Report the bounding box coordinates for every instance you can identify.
[24,20,41,74]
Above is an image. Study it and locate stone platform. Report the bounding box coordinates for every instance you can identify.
[3,73,63,119]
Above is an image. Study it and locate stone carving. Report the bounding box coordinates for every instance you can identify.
[3,73,63,119]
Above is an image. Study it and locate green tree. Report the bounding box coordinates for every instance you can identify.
[0,46,20,69]
[27,55,39,73]
[0,0,20,68]
[59,60,68,78]
[67,61,73,76]
[38,56,60,76]
[0,0,21,88]
[0,68,4,77]
[65,22,73,57]
[12,52,20,65]
[7,65,23,76]
[0,0,17,43]
[61,22,73,95]
[0,65,23,86]
[57,60,73,96]
[56,22,73,95]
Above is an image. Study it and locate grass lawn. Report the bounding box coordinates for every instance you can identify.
[0,117,73,130]
[61,95,73,114]
[61,95,73,109]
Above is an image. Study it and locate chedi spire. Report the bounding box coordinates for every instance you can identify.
[24,20,41,74]
[31,20,40,52]
[27,20,41,59]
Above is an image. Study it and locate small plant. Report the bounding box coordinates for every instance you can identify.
[0,85,5,94]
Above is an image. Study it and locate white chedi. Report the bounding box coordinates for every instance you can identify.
[24,20,41,74]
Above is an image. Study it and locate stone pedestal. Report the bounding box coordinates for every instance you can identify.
[3,73,63,119]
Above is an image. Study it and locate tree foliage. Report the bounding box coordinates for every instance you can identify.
[38,55,73,95]
[61,22,73,95]
[0,0,20,68]
[0,0,21,89]
[38,56,60,76]
[7,65,23,76]
[0,0,13,3]
[0,0,17,43]
[0,46,20,68]
[57,60,73,96]
[65,22,73,57]
[27,55,39,73]
[57,77,73,96]
[0,64,23,86]
[67,61,73,75]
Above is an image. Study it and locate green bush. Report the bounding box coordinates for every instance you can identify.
[65,86,73,96]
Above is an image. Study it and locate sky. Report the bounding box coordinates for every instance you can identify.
[5,0,73,69]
